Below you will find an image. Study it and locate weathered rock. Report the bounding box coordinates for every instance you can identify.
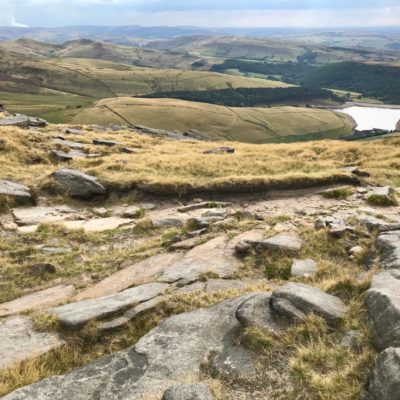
[366,347,400,400]
[120,206,142,218]
[177,201,230,213]
[357,214,400,232]
[203,147,235,154]
[365,270,400,350]
[65,128,84,135]
[52,168,106,199]
[28,263,57,276]
[51,149,88,161]
[51,282,169,328]
[342,166,370,177]
[314,217,327,230]
[262,234,303,253]
[93,139,119,147]
[376,231,400,270]
[52,138,85,150]
[202,209,228,219]
[367,186,397,206]
[0,285,75,317]
[162,383,213,400]
[0,316,64,370]
[340,330,362,350]
[152,217,185,228]
[291,259,317,277]
[40,245,72,255]
[63,217,133,233]
[3,295,251,399]
[74,253,183,300]
[236,293,281,332]
[120,147,140,154]
[271,283,346,326]
[0,180,33,204]
[170,237,200,250]
[0,114,47,128]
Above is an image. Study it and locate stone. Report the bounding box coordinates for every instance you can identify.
[12,205,79,226]
[262,234,303,253]
[0,316,64,370]
[52,138,85,150]
[235,293,281,332]
[366,347,400,400]
[0,285,75,317]
[203,147,235,154]
[0,114,30,127]
[177,201,230,213]
[340,330,362,349]
[349,246,364,257]
[40,245,72,255]
[202,209,228,218]
[162,383,213,400]
[52,168,106,199]
[3,295,251,400]
[376,231,400,269]
[271,283,346,327]
[367,186,397,206]
[51,149,88,161]
[74,253,183,300]
[152,217,185,228]
[357,214,400,232]
[291,259,317,277]
[63,217,133,233]
[364,270,400,350]
[315,217,327,230]
[92,207,109,216]
[28,263,56,276]
[65,128,83,135]
[51,282,169,328]
[0,180,33,204]
[120,206,142,218]
[170,237,200,250]
[121,147,140,154]
[342,166,370,177]
[93,139,119,146]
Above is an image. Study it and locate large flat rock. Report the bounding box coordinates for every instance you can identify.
[0,316,64,370]
[0,180,33,204]
[63,217,133,233]
[365,270,400,350]
[75,253,183,300]
[262,234,303,253]
[12,205,80,226]
[51,282,169,328]
[3,295,252,399]
[0,285,75,317]
[271,283,346,327]
[376,231,400,270]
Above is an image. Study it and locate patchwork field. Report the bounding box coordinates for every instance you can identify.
[73,97,354,143]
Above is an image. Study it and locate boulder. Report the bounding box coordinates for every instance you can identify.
[262,234,303,253]
[366,347,400,400]
[51,282,169,328]
[235,293,281,332]
[376,231,400,269]
[291,259,317,277]
[0,180,33,204]
[271,283,346,327]
[3,295,251,400]
[52,168,106,199]
[162,383,213,400]
[51,149,90,161]
[0,285,75,317]
[203,147,235,154]
[367,186,397,206]
[0,316,64,369]
[0,114,47,128]
[364,270,400,350]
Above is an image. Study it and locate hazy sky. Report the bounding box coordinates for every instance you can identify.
[1,0,400,28]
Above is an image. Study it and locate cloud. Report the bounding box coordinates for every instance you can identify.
[0,0,28,26]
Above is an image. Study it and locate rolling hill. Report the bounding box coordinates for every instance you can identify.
[73,97,354,143]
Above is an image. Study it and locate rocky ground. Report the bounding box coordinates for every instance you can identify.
[1,110,400,399]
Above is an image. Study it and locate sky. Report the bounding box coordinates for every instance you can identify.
[0,0,400,28]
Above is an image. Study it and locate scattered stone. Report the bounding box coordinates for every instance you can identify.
[52,168,106,199]
[0,316,64,370]
[120,147,140,154]
[52,138,84,150]
[367,186,398,207]
[51,149,88,161]
[188,228,207,237]
[51,282,169,328]
[291,259,317,277]
[28,263,57,276]
[40,245,72,255]
[271,283,346,327]
[0,180,33,204]
[92,207,109,216]
[342,166,370,177]
[262,234,303,253]
[203,147,235,154]
[202,209,228,219]
[170,237,200,250]
[120,206,142,218]
[328,224,354,238]
[0,114,47,128]
[349,246,364,257]
[65,128,83,135]
[12,205,79,226]
[0,285,74,317]
[162,383,214,400]
[366,347,400,400]
[234,210,255,220]
[93,139,119,146]
[365,270,400,350]
[236,293,281,332]
[3,295,252,399]
[152,217,185,228]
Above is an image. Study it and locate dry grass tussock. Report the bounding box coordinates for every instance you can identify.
[1,125,400,196]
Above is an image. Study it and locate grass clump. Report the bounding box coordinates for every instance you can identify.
[321,186,355,200]
[367,192,398,207]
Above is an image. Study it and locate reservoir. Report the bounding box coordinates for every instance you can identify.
[335,106,400,131]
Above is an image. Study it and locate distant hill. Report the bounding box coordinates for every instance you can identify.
[73,97,354,143]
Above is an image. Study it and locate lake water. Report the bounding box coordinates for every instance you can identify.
[334,106,400,131]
